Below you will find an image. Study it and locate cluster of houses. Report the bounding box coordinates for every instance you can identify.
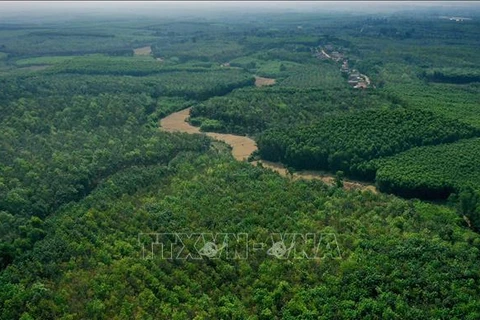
[313,44,345,62]
[449,17,472,22]
[439,16,473,22]
[347,69,370,89]
[341,60,371,89]
[314,45,371,89]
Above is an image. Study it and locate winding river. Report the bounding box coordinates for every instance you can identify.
[160,108,377,193]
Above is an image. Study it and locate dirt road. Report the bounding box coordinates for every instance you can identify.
[160,108,377,193]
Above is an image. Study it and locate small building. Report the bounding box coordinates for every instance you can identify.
[349,70,360,76]
[330,51,343,61]
[349,74,361,81]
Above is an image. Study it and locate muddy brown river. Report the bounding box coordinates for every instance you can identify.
[160,108,377,193]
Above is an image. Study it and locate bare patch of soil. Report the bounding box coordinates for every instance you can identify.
[134,46,152,56]
[254,76,276,87]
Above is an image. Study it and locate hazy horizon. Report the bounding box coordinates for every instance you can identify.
[1,1,479,21]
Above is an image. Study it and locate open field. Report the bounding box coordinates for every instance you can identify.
[133,45,152,56]
[254,76,276,87]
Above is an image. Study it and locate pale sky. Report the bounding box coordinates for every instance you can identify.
[0,1,478,19]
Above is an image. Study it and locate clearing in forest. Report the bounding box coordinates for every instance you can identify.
[254,76,276,87]
[134,46,152,56]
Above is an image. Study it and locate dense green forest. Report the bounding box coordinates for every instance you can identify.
[256,108,479,177]
[0,44,253,275]
[1,3,480,319]
[2,153,480,319]
[372,138,480,199]
[424,68,480,84]
[190,86,390,134]
[0,70,255,100]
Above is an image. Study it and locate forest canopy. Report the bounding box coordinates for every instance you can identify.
[1,5,480,319]
[256,108,480,178]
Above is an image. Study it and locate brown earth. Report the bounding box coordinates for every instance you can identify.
[160,108,377,193]
[160,108,256,161]
[134,46,152,56]
[254,76,276,87]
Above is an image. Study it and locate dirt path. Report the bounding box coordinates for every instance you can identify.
[160,108,377,193]
[321,49,332,59]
